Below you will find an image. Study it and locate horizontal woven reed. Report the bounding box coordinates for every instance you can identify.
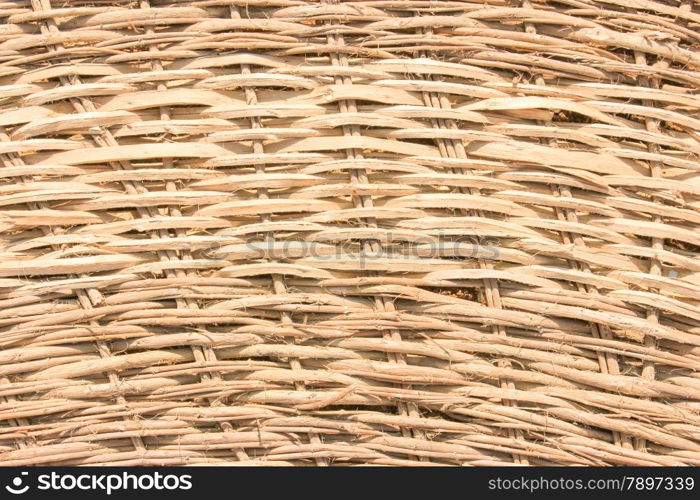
[1,0,700,466]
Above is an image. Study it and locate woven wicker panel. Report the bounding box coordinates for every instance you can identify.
[1,0,699,466]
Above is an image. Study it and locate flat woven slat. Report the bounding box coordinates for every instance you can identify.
[0,0,699,466]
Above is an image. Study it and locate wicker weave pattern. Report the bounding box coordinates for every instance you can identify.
[1,0,700,466]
